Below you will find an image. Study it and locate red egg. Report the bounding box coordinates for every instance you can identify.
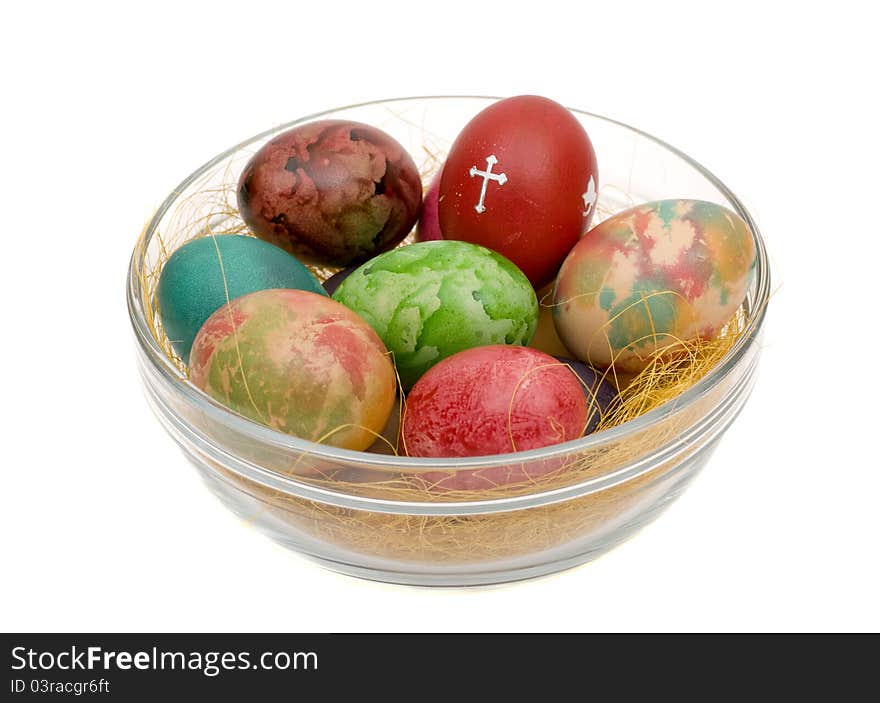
[438,96,598,288]
[402,345,587,463]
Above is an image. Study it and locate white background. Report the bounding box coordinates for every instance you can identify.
[2,1,878,632]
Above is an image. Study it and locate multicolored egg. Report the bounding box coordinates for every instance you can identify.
[401,346,588,487]
[237,120,423,266]
[553,199,756,372]
[332,240,538,389]
[157,234,325,361]
[438,95,598,288]
[189,289,396,451]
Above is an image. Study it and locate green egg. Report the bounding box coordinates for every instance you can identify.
[332,240,538,389]
[157,234,326,361]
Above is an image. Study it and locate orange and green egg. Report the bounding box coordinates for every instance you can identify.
[189,289,397,452]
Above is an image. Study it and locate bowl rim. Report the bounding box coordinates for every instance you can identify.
[127,95,770,485]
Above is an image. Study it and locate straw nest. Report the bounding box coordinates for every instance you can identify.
[133,151,755,566]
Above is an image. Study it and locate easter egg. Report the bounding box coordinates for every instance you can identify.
[157,234,325,362]
[552,356,617,434]
[528,283,574,358]
[415,168,443,242]
[189,289,396,451]
[438,95,598,288]
[332,240,538,389]
[401,346,588,481]
[368,395,403,456]
[553,199,756,372]
[322,266,356,296]
[237,120,423,267]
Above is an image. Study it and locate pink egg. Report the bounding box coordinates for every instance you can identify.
[401,346,588,489]
[415,168,443,242]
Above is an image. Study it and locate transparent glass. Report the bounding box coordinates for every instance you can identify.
[127,97,770,585]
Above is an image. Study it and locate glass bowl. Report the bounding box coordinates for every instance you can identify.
[127,96,770,586]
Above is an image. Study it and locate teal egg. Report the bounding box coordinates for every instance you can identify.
[332,240,538,389]
[157,234,326,361]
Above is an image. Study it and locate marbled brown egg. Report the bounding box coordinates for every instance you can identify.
[238,120,423,266]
